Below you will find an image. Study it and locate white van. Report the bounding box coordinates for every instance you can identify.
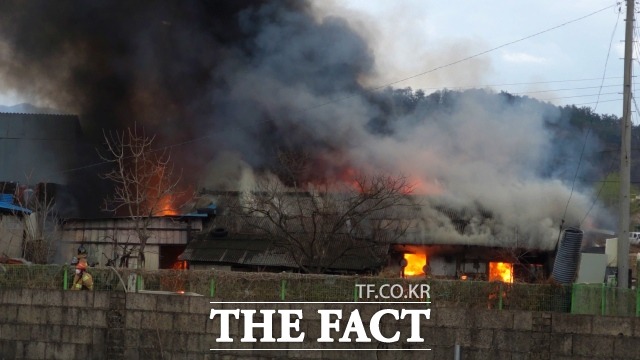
[630,232,640,245]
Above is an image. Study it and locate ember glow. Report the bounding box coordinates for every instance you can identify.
[403,253,427,277]
[171,260,188,270]
[0,0,607,250]
[407,175,443,195]
[156,195,178,216]
[488,262,514,283]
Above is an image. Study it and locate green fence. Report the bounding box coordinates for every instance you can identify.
[1,264,639,316]
[570,283,637,316]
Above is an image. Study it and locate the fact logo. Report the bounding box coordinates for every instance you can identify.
[209,307,431,344]
[208,283,431,348]
[209,309,431,343]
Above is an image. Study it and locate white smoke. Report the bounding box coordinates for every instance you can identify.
[198,2,607,251]
[0,0,608,250]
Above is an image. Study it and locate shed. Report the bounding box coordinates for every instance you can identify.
[60,214,206,269]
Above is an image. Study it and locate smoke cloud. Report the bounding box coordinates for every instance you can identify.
[0,1,606,249]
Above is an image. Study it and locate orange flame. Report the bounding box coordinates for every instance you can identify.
[171,260,188,270]
[157,195,178,216]
[403,253,427,276]
[489,262,513,283]
[321,165,443,196]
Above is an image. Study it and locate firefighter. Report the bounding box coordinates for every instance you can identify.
[77,245,88,261]
[70,245,87,266]
[71,260,94,291]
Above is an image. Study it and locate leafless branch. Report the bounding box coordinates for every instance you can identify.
[226,168,418,274]
[99,125,186,269]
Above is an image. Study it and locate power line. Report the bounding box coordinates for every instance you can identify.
[419,76,628,91]
[299,4,618,114]
[581,112,640,225]
[42,3,623,178]
[581,1,635,226]
[374,6,619,90]
[573,98,622,106]
[539,92,621,100]
[562,1,622,228]
[53,134,213,175]
[515,84,629,95]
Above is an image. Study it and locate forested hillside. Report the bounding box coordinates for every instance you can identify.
[367,87,637,217]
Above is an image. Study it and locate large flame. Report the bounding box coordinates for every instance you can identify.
[403,253,427,276]
[489,262,513,283]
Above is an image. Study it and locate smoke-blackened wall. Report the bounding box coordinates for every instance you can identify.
[0,1,607,249]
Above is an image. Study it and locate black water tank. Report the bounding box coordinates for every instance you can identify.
[551,227,583,284]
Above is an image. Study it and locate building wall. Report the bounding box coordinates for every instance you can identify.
[60,217,203,270]
[0,214,25,258]
[1,289,640,359]
[0,113,83,184]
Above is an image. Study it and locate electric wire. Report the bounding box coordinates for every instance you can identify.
[418,76,626,91]
[581,145,622,225]
[374,6,618,90]
[39,3,622,178]
[43,82,626,178]
[562,1,621,230]
[298,4,618,114]
[50,134,214,176]
[538,92,620,100]
[580,2,636,225]
[516,84,628,94]
[573,98,622,106]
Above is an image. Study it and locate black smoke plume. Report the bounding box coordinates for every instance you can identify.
[0,1,608,248]
[0,0,373,177]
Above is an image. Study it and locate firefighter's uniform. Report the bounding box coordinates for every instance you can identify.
[71,260,94,291]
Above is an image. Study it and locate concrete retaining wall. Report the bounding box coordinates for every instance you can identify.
[1,289,640,359]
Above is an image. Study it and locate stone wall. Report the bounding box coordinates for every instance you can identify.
[1,289,640,359]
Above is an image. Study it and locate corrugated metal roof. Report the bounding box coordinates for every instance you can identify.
[0,201,31,214]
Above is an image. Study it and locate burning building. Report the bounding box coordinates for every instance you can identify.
[176,190,555,281]
[0,1,610,276]
[392,243,547,283]
[381,204,556,282]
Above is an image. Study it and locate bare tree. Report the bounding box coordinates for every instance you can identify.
[225,163,419,273]
[20,183,62,264]
[100,126,183,269]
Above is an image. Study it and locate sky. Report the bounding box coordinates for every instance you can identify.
[0,1,630,119]
[0,1,621,243]
[310,0,630,119]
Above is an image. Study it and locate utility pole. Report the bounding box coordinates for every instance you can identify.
[618,0,634,289]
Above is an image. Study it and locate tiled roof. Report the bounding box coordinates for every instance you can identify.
[244,250,298,268]
[180,233,388,272]
[179,236,271,263]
